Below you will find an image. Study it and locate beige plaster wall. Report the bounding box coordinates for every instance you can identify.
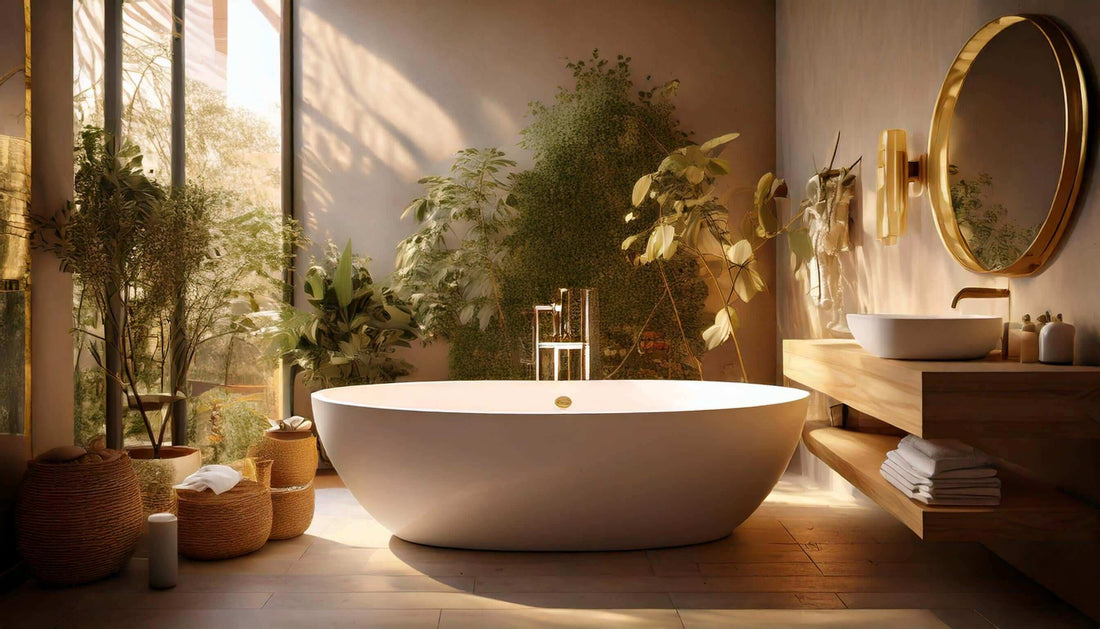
[295,0,778,383]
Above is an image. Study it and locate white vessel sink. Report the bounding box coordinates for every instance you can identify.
[847,314,1003,360]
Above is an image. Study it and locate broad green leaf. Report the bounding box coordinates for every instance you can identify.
[758,200,777,235]
[700,132,740,153]
[645,224,678,261]
[705,158,730,176]
[755,172,776,208]
[702,306,740,350]
[734,268,757,302]
[684,165,705,185]
[632,174,653,207]
[621,232,643,251]
[725,239,753,266]
[333,240,354,308]
[788,228,814,269]
[401,198,426,221]
[458,303,477,325]
[477,304,494,330]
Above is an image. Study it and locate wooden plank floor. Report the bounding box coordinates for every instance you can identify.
[4,472,1091,628]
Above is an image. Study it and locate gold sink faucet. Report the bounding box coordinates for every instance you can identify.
[951,287,1010,309]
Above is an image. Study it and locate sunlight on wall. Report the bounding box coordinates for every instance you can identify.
[299,8,463,182]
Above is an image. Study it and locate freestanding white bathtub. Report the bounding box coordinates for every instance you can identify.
[312,380,808,551]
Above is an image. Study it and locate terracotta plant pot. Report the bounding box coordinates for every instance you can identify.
[127,446,202,516]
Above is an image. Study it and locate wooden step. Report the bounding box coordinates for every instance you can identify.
[801,421,1099,542]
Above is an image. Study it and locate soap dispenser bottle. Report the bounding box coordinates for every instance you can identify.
[1039,313,1075,364]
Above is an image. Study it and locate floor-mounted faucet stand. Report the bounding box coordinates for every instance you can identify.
[533,288,599,381]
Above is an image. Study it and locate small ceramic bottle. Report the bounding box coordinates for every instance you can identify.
[1019,314,1039,363]
[1039,313,1075,365]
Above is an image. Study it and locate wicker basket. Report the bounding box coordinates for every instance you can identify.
[176,480,272,560]
[15,450,144,586]
[248,431,317,487]
[269,482,315,540]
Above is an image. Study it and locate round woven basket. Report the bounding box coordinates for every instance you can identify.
[249,431,317,487]
[176,480,272,560]
[15,450,144,586]
[269,482,315,540]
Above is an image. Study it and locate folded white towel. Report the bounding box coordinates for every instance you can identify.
[882,458,1000,488]
[881,462,1002,498]
[896,435,993,477]
[881,467,1000,506]
[885,450,997,480]
[174,465,243,495]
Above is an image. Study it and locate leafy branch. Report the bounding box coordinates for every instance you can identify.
[393,148,517,342]
[621,133,813,382]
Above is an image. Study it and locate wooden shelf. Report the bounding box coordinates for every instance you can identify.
[802,422,1099,542]
[783,339,1100,439]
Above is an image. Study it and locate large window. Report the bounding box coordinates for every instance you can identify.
[72,0,288,461]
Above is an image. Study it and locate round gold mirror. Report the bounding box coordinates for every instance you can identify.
[928,15,1087,276]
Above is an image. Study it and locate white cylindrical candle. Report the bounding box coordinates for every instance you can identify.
[147,513,178,589]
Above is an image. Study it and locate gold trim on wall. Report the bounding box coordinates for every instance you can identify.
[927,14,1088,277]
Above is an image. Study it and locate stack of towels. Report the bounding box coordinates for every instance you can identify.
[880,435,1001,506]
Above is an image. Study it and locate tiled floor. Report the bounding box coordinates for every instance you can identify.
[4,473,1092,628]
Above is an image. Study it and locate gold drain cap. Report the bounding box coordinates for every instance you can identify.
[554,396,572,409]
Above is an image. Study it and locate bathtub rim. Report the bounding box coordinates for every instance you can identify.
[311,379,810,416]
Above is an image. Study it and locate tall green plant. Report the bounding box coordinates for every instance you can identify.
[36,128,296,455]
[35,127,183,457]
[394,52,707,379]
[250,241,418,390]
[393,148,517,342]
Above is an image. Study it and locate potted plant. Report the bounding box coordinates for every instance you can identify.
[34,128,208,507]
[244,241,418,462]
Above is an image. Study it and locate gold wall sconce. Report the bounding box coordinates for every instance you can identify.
[875,129,926,245]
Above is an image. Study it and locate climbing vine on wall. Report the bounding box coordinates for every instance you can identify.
[395,51,708,379]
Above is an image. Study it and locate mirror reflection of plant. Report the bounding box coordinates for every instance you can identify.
[949,165,1040,270]
[393,148,517,342]
[248,241,419,390]
[623,133,813,381]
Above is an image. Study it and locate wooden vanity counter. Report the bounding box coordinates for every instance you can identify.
[783,339,1100,439]
[783,339,1100,543]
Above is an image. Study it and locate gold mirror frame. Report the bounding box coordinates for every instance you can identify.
[928,14,1088,277]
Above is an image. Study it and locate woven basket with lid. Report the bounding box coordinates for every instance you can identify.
[15,449,144,585]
